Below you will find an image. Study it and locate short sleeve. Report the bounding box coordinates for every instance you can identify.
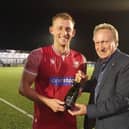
[81,54,87,73]
[24,48,42,76]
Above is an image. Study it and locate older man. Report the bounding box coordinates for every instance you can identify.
[69,23,129,129]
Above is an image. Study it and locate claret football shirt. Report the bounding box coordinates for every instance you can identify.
[24,45,86,129]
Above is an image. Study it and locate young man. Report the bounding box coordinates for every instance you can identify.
[68,23,129,129]
[19,12,86,129]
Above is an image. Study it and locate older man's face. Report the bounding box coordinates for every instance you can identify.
[93,29,117,59]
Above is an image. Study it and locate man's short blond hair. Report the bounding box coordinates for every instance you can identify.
[52,12,75,26]
[93,23,119,46]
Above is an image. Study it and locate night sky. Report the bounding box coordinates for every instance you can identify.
[1,1,129,60]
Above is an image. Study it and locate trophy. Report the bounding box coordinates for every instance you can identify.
[86,61,95,80]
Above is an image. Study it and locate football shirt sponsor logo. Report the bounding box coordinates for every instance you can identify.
[50,77,74,86]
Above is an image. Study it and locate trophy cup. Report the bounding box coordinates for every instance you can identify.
[86,61,95,80]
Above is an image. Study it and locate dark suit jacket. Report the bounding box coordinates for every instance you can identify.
[83,49,129,129]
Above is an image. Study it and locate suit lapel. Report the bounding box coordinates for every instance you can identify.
[95,50,120,101]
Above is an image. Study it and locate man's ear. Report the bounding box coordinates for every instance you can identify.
[49,26,53,35]
[72,29,76,37]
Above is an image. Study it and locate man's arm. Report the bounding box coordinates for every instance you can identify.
[19,71,65,112]
[69,62,129,118]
